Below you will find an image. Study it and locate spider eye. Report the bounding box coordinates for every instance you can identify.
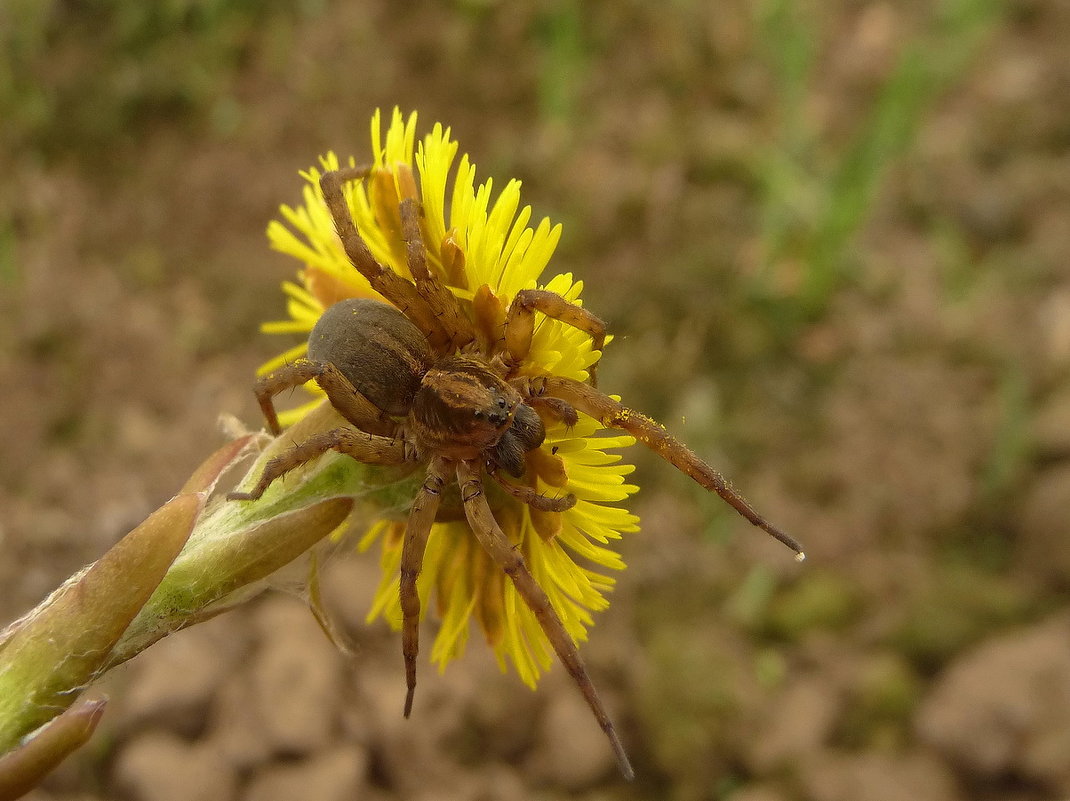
[474,410,484,419]
[497,398,507,409]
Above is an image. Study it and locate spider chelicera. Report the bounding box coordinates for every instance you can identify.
[229,165,805,780]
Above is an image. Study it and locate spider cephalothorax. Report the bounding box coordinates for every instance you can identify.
[230,165,804,780]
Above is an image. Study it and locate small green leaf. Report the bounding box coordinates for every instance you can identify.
[0,697,106,801]
[0,494,201,751]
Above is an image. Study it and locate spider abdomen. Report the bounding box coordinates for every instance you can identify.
[307,298,432,416]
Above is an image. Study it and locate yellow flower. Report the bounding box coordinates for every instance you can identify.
[262,108,639,687]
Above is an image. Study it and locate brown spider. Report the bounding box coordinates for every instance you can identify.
[229,165,804,781]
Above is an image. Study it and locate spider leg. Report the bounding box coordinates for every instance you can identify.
[395,165,476,353]
[319,167,450,350]
[456,460,634,781]
[400,457,448,718]
[518,375,806,560]
[228,427,412,501]
[252,359,396,437]
[487,466,576,512]
[504,289,607,385]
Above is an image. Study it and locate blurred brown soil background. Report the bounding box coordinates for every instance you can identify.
[2,1,1070,799]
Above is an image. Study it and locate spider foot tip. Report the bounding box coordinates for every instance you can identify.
[614,747,635,782]
[604,728,634,781]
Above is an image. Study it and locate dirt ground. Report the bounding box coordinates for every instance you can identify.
[3,1,1070,799]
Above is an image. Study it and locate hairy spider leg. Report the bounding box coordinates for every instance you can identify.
[319,167,451,350]
[487,466,577,513]
[395,166,476,353]
[456,460,635,781]
[504,289,608,386]
[227,428,411,502]
[252,359,397,438]
[400,457,449,718]
[518,375,806,560]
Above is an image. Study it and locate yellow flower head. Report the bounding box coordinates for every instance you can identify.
[262,108,639,686]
